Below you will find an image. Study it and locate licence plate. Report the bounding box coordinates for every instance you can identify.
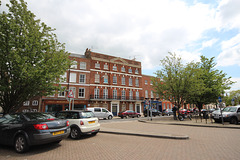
[88,121,95,124]
[52,130,64,136]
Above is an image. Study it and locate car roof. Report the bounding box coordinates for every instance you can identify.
[59,110,91,113]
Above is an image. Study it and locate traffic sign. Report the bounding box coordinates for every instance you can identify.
[218,97,222,102]
[68,90,74,98]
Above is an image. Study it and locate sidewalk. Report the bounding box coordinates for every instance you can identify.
[100,116,240,140]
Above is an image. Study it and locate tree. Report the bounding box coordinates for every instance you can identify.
[152,52,199,116]
[0,0,71,114]
[185,56,234,112]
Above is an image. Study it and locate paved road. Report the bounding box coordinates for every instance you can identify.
[1,120,240,160]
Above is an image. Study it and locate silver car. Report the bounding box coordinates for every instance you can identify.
[212,105,240,124]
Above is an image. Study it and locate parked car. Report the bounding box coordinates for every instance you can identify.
[143,109,161,117]
[162,109,173,116]
[55,110,100,139]
[212,105,240,124]
[118,110,141,119]
[0,112,70,153]
[179,109,190,114]
[86,107,113,120]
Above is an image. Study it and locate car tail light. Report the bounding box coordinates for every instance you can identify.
[47,118,55,121]
[80,121,84,125]
[33,124,49,130]
[66,120,70,126]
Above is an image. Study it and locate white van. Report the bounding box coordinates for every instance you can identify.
[87,108,113,120]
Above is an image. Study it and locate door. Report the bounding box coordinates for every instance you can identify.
[112,104,118,116]
[136,104,141,113]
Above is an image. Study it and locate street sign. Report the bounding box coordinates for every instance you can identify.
[231,98,235,106]
[218,97,222,103]
[68,90,74,98]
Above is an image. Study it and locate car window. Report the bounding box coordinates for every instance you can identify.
[57,112,67,119]
[23,112,55,121]
[102,108,108,112]
[80,111,95,118]
[223,107,237,112]
[0,114,21,124]
[94,108,101,112]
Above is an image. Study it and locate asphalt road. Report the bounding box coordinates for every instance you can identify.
[1,118,240,160]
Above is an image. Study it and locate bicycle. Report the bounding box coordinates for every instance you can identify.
[177,111,192,121]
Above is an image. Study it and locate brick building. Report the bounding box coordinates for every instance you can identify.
[20,49,176,115]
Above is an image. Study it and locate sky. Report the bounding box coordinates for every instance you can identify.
[1,0,240,91]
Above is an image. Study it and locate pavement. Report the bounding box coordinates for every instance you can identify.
[99,116,240,140]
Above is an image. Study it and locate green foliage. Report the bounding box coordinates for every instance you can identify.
[223,90,240,106]
[152,52,199,109]
[0,0,71,113]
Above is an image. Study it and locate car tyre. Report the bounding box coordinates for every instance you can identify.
[108,115,113,120]
[15,135,29,153]
[70,127,81,139]
[230,117,238,125]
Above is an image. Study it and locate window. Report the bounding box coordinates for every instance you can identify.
[80,62,86,70]
[78,88,85,98]
[71,61,77,69]
[145,90,148,98]
[103,75,108,84]
[104,64,108,70]
[121,90,126,100]
[60,72,67,82]
[135,79,139,87]
[95,74,100,83]
[113,65,117,71]
[122,77,125,85]
[150,81,153,85]
[94,88,99,99]
[122,104,126,111]
[103,89,108,99]
[145,80,148,85]
[113,89,117,99]
[136,91,139,100]
[128,68,132,73]
[69,87,76,98]
[129,90,133,100]
[32,100,38,106]
[129,78,132,86]
[70,73,76,82]
[58,87,66,97]
[79,74,86,83]
[95,62,100,68]
[23,101,30,106]
[135,69,139,74]
[94,108,101,112]
[121,66,125,72]
[151,91,154,98]
[129,104,133,110]
[113,76,117,84]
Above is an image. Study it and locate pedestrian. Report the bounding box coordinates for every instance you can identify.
[172,106,177,120]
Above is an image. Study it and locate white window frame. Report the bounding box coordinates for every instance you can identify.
[135,78,139,87]
[129,90,133,100]
[71,60,77,69]
[78,88,85,98]
[145,90,148,98]
[80,62,86,70]
[151,91,154,98]
[135,69,139,74]
[113,89,117,99]
[58,87,66,97]
[136,91,139,100]
[69,87,76,98]
[103,89,108,99]
[95,74,100,83]
[103,75,108,84]
[145,80,148,85]
[104,64,108,70]
[60,72,67,82]
[94,88,99,99]
[113,65,117,71]
[122,77,125,85]
[129,78,132,86]
[113,76,117,84]
[70,73,77,83]
[23,101,30,106]
[121,66,125,72]
[121,90,126,100]
[128,68,132,73]
[95,62,100,69]
[79,74,86,84]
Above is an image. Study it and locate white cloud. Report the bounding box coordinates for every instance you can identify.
[202,38,218,49]
[217,33,240,67]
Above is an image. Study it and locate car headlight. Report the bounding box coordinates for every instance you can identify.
[223,114,229,117]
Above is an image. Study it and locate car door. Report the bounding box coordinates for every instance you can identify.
[101,108,109,119]
[237,108,240,121]
[94,108,102,118]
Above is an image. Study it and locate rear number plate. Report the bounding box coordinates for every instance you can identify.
[88,121,95,124]
[52,130,64,135]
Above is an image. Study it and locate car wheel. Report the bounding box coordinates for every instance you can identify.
[70,127,80,139]
[230,117,238,124]
[108,115,113,120]
[15,135,29,153]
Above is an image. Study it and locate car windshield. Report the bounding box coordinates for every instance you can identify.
[223,107,237,112]
[0,114,20,123]
[81,111,95,118]
[23,112,56,121]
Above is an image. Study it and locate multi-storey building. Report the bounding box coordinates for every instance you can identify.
[40,49,144,116]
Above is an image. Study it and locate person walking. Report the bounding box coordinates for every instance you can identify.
[172,106,177,120]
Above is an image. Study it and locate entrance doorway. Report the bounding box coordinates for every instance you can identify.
[112,104,118,116]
